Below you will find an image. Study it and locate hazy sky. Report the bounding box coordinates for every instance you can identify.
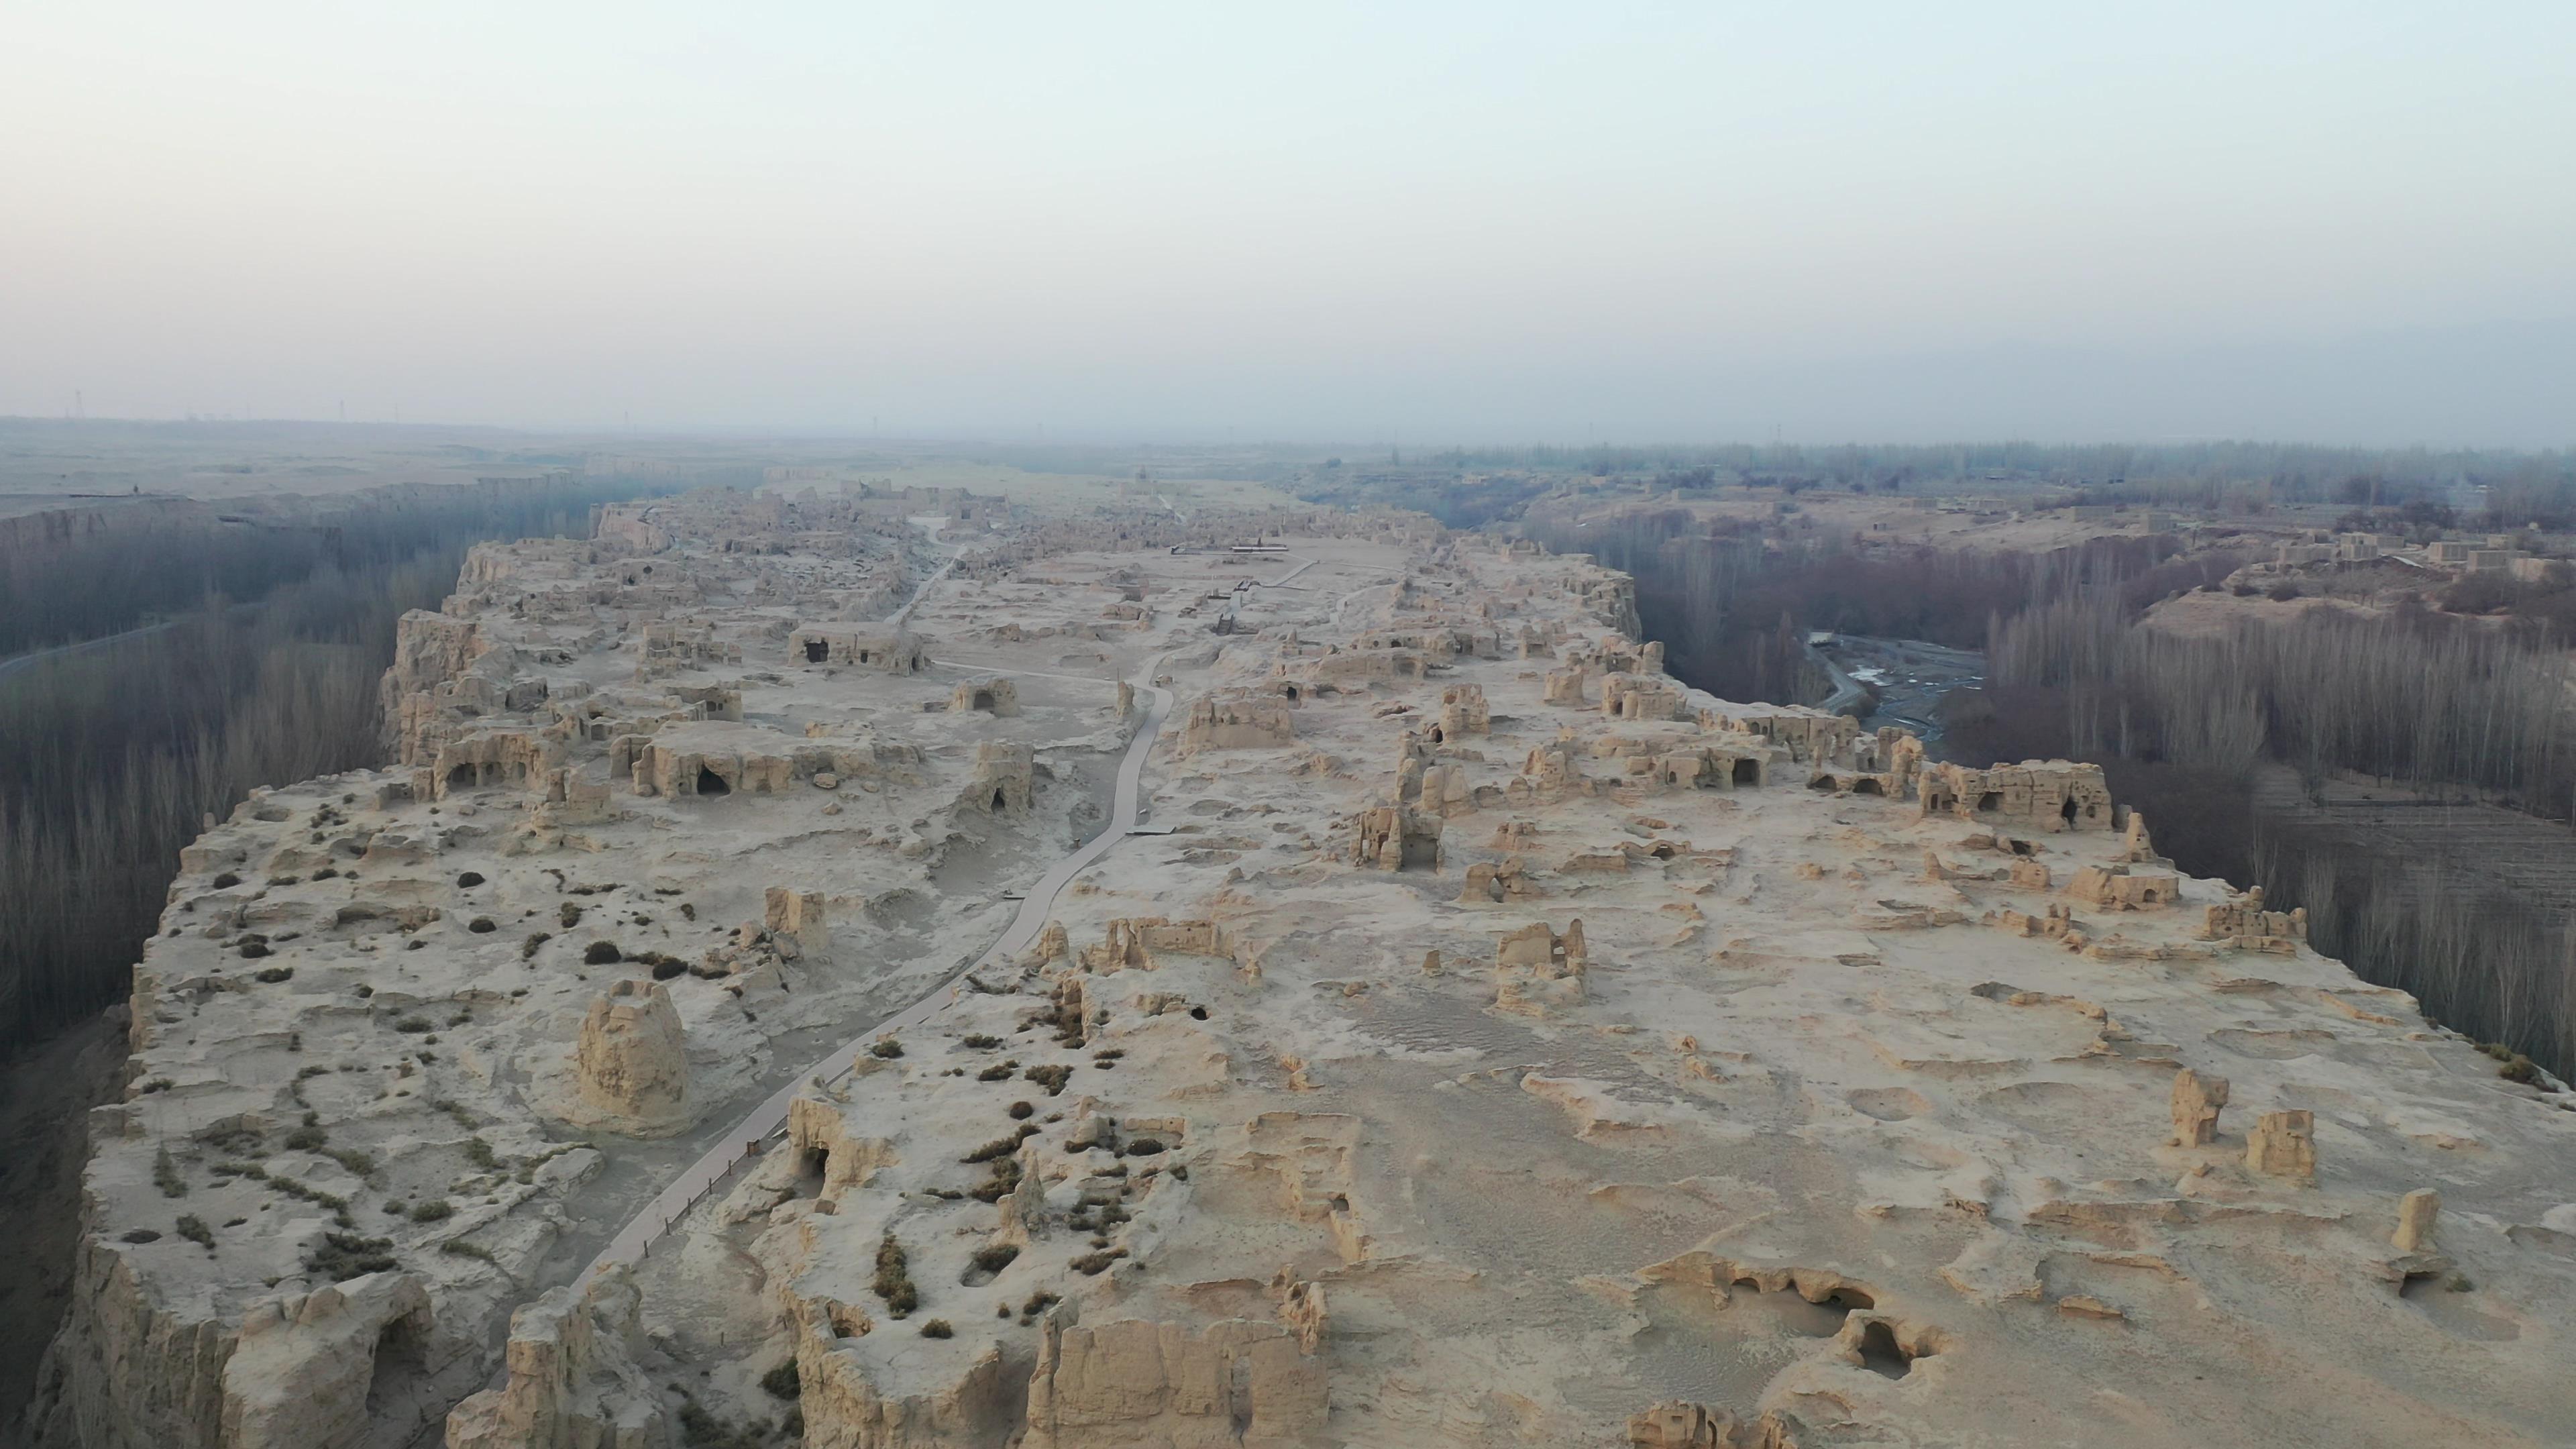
[4,3,2569,445]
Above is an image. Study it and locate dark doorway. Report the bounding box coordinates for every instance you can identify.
[1733,758,1760,786]
[697,767,731,796]
[805,639,828,662]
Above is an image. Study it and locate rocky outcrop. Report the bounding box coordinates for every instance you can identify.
[27,1235,234,1449]
[2247,1109,2316,1182]
[444,1267,668,1449]
[1494,918,1588,1017]
[568,980,691,1137]
[765,887,831,959]
[222,1273,434,1449]
[791,1314,1016,1449]
[963,741,1034,814]
[1435,683,1489,738]
[792,625,931,673]
[28,1250,439,1449]
[1346,805,1440,871]
[2169,1068,2229,1146]
[1917,759,2112,832]
[1022,1312,1326,1449]
[1180,693,1296,753]
[2392,1188,2440,1252]
[949,676,1021,715]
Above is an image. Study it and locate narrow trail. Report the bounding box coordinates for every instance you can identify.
[575,659,1173,1287]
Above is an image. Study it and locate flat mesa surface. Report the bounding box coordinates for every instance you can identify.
[31,491,2576,1449]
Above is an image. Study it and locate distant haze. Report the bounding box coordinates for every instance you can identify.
[4,4,2570,446]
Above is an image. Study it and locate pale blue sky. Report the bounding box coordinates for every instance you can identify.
[3,3,2569,443]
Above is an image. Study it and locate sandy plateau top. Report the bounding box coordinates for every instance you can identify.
[29,489,2576,1449]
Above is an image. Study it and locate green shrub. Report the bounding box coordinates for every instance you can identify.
[582,941,621,965]
[174,1216,217,1252]
[919,1319,953,1338]
[154,1147,186,1198]
[759,1360,802,1400]
[410,1199,453,1223]
[872,1232,919,1317]
[305,1232,396,1279]
[869,1038,904,1059]
[254,966,294,983]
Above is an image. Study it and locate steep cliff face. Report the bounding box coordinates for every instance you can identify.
[27,1232,232,1449]
[28,1229,447,1449]
[379,611,480,757]
[217,1273,433,1449]
[444,1269,667,1449]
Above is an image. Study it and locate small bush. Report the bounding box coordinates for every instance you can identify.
[1007,1100,1034,1120]
[456,871,485,888]
[254,966,294,984]
[559,903,584,928]
[760,1360,802,1400]
[394,1016,433,1033]
[410,1199,454,1222]
[869,1038,905,1059]
[323,1148,376,1177]
[651,957,687,981]
[212,872,242,889]
[1123,1137,1166,1157]
[466,1137,499,1170]
[582,941,621,965]
[154,1147,186,1198]
[284,1125,327,1152]
[174,1216,217,1252]
[307,1232,396,1279]
[968,1157,1024,1203]
[961,1033,1002,1049]
[120,1228,162,1244]
[971,1244,1020,1274]
[961,1125,1039,1163]
[520,932,551,960]
[919,1319,953,1338]
[977,1064,1014,1082]
[468,918,497,934]
[440,1238,496,1263]
[237,940,272,959]
[873,1232,920,1317]
[1024,1064,1073,1095]
[1070,1248,1127,1275]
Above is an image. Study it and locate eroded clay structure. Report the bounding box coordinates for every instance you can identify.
[30,490,2576,1449]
